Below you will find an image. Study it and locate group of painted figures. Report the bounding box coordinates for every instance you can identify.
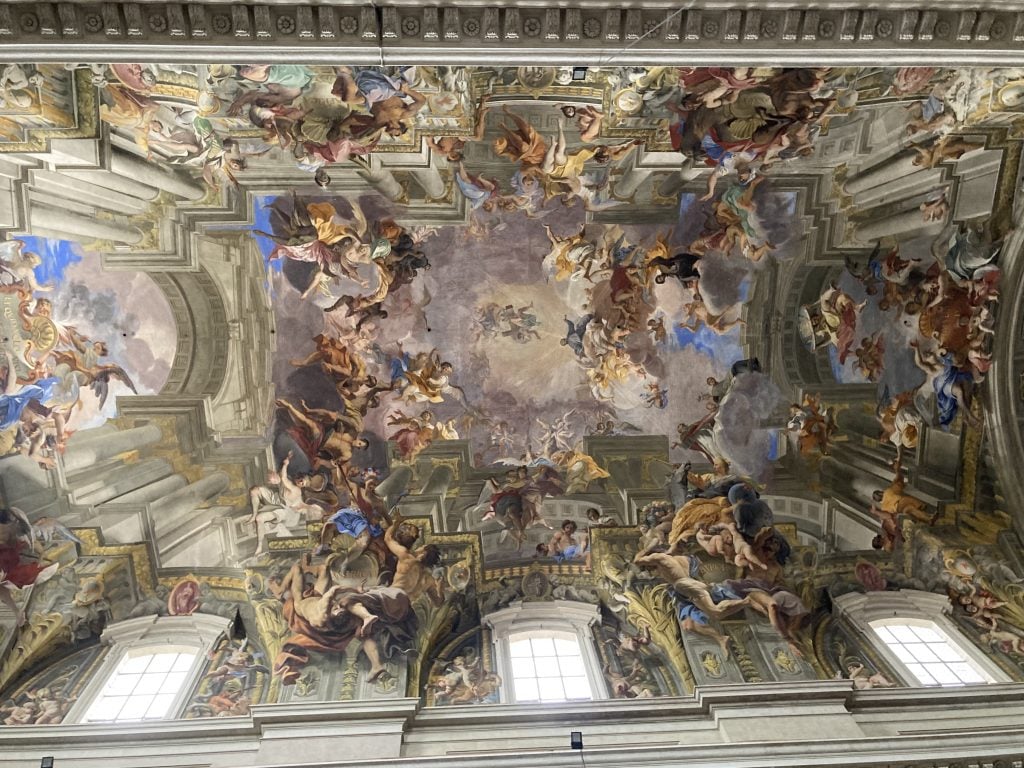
[114,64,1014,690]
[2,63,1023,718]
[81,63,1008,465]
[0,239,137,469]
[810,228,1000,439]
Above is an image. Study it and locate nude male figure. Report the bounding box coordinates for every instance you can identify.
[632,550,748,620]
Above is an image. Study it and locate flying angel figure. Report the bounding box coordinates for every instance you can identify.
[467,460,563,549]
[561,314,594,357]
[52,342,137,409]
[536,411,576,455]
[180,117,273,190]
[0,240,53,293]
[395,349,474,413]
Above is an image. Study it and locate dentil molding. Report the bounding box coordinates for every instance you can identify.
[2,3,1024,64]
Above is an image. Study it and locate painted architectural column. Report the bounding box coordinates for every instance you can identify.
[109,150,205,201]
[112,474,189,505]
[151,472,232,533]
[356,161,404,202]
[657,164,702,198]
[29,203,144,245]
[853,209,943,243]
[844,155,921,196]
[63,168,162,202]
[61,424,162,473]
[850,168,943,211]
[30,170,154,215]
[410,166,446,199]
[417,465,453,497]
[376,465,413,499]
[69,458,176,507]
[612,165,653,200]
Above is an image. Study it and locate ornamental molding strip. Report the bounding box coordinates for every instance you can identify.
[2,3,1024,64]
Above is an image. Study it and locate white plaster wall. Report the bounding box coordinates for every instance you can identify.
[3,683,1024,768]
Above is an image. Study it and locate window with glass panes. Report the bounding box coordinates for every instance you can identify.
[870,621,992,687]
[508,633,592,703]
[81,650,197,722]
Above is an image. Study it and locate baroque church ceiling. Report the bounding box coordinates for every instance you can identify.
[1,62,1024,720]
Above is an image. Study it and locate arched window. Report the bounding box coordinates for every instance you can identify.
[834,589,1009,688]
[67,614,232,724]
[485,601,605,704]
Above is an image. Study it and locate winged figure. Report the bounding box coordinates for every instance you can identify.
[53,342,137,408]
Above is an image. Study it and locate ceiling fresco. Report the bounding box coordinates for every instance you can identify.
[2,63,1024,720]
[0,236,174,453]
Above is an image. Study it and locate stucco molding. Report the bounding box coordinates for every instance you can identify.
[833,589,1013,685]
[4,682,1024,768]
[61,613,232,725]
[986,224,1024,542]
[2,4,1024,64]
[484,600,607,703]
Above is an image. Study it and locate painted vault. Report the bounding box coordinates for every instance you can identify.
[1,63,1024,718]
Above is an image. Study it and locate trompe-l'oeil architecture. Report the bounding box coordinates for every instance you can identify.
[2,4,1024,767]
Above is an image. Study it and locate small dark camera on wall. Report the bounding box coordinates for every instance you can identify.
[40,758,55,768]
[570,731,584,750]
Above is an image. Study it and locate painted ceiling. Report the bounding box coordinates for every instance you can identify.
[1,63,1024,718]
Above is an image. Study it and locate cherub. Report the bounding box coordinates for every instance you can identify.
[647,316,667,344]
[605,625,652,656]
[956,583,1006,630]
[854,332,886,382]
[0,240,52,293]
[695,521,769,571]
[206,640,270,685]
[23,687,73,724]
[604,659,655,698]
[426,95,491,162]
[980,628,1024,655]
[678,293,746,335]
[845,662,896,690]
[558,104,604,143]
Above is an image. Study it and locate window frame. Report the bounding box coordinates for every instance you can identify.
[833,589,1010,688]
[484,600,606,704]
[66,613,232,725]
[506,629,594,704]
[868,618,995,687]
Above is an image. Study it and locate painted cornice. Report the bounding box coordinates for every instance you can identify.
[1,3,1024,64]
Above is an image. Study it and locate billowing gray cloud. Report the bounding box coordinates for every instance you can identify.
[712,371,780,480]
